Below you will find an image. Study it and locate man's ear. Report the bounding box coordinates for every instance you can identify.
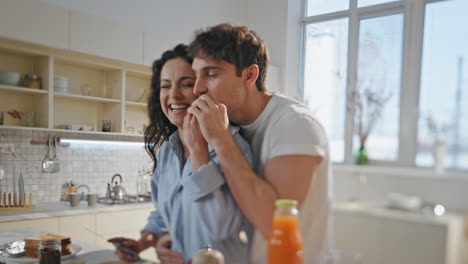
[242,64,259,89]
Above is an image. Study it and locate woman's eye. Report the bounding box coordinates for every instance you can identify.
[161,84,170,89]
[182,82,194,87]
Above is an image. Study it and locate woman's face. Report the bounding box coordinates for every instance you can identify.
[160,57,197,128]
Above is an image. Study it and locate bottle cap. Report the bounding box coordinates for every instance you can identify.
[275,199,298,207]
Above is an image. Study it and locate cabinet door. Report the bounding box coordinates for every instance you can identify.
[70,11,143,64]
[0,0,68,49]
[95,208,151,235]
[59,214,96,244]
[0,218,60,233]
[333,210,448,264]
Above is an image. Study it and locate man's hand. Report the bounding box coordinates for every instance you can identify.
[183,113,210,172]
[188,94,231,148]
[155,234,184,264]
[108,237,144,262]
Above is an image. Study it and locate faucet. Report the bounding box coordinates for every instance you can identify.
[77,184,91,200]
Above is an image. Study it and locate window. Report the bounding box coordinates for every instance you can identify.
[416,0,468,170]
[303,19,349,162]
[302,0,468,171]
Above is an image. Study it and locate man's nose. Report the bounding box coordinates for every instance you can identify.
[193,79,207,96]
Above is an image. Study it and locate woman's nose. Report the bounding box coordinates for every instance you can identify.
[169,87,182,98]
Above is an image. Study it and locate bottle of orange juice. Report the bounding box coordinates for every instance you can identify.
[268,199,304,264]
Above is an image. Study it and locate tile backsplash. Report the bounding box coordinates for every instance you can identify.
[0,128,151,203]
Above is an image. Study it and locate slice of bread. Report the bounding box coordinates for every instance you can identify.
[24,233,72,258]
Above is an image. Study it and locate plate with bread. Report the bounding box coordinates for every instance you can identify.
[0,233,81,263]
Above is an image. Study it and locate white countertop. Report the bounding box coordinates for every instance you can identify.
[332,201,464,226]
[0,201,154,223]
[0,228,155,264]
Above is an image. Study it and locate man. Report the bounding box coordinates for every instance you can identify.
[186,24,331,263]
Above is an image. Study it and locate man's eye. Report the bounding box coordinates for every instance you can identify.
[207,72,218,77]
[161,85,170,89]
[182,83,194,87]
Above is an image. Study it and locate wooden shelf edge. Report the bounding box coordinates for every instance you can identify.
[0,84,48,94]
[0,126,143,141]
[54,93,121,103]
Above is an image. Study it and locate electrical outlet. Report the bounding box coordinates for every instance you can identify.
[0,143,15,155]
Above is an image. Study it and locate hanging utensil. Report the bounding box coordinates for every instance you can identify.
[50,135,61,173]
[41,135,60,173]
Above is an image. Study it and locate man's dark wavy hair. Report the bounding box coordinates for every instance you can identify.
[188,23,269,91]
[144,44,193,172]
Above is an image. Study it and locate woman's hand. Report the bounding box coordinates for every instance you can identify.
[108,237,143,262]
[183,113,210,172]
[155,234,184,264]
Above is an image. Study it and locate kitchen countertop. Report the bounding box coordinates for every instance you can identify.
[332,201,464,226]
[0,228,155,264]
[0,201,154,223]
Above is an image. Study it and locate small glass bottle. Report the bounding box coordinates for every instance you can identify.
[268,199,304,264]
[39,239,61,264]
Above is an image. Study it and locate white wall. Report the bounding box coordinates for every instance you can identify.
[36,0,302,94]
[334,165,468,214]
[246,0,303,97]
[38,0,248,54]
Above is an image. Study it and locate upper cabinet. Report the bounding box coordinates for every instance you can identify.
[70,11,144,65]
[0,0,68,49]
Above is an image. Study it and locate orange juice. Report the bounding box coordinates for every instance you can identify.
[268,200,304,264]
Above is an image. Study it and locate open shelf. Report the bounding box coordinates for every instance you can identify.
[125,102,146,108]
[0,84,48,94]
[0,37,152,140]
[54,92,121,104]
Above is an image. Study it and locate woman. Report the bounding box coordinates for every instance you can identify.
[109,44,253,264]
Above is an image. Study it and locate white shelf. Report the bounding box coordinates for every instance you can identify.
[0,84,48,95]
[54,92,121,104]
[125,101,146,108]
[0,125,144,141]
[0,37,150,140]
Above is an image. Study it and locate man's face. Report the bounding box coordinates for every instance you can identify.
[192,56,245,121]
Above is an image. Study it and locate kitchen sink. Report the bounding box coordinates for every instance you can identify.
[97,194,151,205]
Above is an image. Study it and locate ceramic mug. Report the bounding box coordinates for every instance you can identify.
[87,193,98,207]
[69,192,81,207]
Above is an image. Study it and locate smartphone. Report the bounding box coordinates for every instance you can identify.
[111,242,140,259]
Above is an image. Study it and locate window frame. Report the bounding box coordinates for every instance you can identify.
[300,0,453,167]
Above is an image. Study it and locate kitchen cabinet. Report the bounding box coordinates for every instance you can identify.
[0,37,151,136]
[0,218,60,233]
[0,0,69,50]
[332,205,465,264]
[70,11,144,65]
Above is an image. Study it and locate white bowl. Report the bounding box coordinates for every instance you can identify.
[0,72,21,86]
[54,76,68,93]
[81,125,93,131]
[66,124,81,130]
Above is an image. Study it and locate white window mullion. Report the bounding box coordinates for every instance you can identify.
[344,0,359,164]
[398,0,426,166]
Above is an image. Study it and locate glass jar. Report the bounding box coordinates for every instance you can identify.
[24,74,41,89]
[39,239,61,264]
[268,199,304,264]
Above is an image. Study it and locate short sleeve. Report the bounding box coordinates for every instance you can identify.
[269,111,328,158]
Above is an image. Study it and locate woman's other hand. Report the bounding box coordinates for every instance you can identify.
[155,234,184,264]
[107,237,143,262]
